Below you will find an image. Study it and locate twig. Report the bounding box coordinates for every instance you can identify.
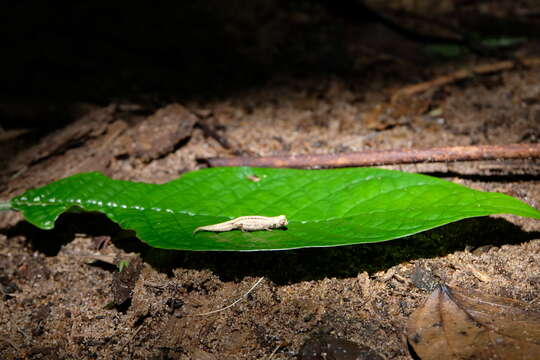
[191,277,265,316]
[15,326,30,342]
[195,119,251,156]
[205,143,540,169]
[143,281,165,290]
[266,343,282,360]
[195,121,232,151]
[392,57,540,102]
[122,323,145,354]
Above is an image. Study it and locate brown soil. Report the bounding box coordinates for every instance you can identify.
[1,2,540,359]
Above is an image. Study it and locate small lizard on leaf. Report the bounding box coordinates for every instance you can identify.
[193,215,288,234]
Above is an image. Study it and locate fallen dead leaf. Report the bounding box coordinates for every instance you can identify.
[407,284,540,360]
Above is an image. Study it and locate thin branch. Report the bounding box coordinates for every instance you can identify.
[204,143,540,169]
[195,120,249,156]
[266,343,282,360]
[195,121,232,150]
[391,57,540,102]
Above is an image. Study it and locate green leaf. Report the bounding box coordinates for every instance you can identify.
[117,260,130,272]
[423,43,467,59]
[8,167,540,251]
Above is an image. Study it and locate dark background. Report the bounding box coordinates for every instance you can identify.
[2,0,539,127]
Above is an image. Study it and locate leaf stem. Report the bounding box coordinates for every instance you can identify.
[0,201,12,211]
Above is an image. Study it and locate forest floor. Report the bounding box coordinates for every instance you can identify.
[1,2,540,359]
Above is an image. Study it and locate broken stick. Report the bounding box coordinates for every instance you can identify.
[391,57,540,102]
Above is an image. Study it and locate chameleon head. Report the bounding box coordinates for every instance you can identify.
[277,215,288,227]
